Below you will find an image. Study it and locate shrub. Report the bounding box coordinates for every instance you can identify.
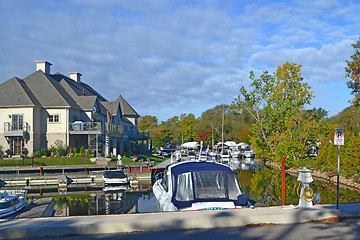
[33,151,41,158]
[73,147,78,155]
[56,145,66,157]
[87,146,92,157]
[40,147,48,157]
[80,146,85,156]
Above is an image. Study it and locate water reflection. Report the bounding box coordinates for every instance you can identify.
[232,158,360,206]
[22,158,360,216]
[26,183,157,217]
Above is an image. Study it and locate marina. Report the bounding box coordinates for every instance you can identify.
[1,156,360,218]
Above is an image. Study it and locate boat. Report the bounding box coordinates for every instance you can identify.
[153,160,253,211]
[0,190,27,218]
[220,149,230,164]
[187,151,196,161]
[231,149,242,158]
[103,170,129,185]
[209,151,217,161]
[243,150,255,158]
[171,150,184,163]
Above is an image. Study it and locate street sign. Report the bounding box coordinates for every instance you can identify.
[334,128,344,145]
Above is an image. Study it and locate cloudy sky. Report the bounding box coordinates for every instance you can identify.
[1,0,359,121]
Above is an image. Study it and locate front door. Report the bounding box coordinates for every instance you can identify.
[13,140,22,155]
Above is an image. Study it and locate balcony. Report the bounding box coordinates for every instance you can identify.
[4,122,30,137]
[105,123,123,134]
[129,131,152,140]
[69,121,102,134]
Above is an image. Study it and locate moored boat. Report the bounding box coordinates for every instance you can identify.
[103,170,129,185]
[0,190,27,218]
[153,160,253,211]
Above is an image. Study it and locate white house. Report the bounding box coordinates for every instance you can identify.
[0,61,151,156]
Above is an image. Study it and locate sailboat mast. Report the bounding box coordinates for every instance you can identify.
[221,105,224,161]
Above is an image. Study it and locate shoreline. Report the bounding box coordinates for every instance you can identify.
[262,160,360,193]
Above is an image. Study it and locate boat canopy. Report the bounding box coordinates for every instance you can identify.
[168,161,244,209]
[103,170,126,179]
[181,142,199,149]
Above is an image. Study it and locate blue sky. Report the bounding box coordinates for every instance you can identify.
[0,0,359,121]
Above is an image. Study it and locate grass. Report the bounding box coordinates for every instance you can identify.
[0,157,95,167]
[0,154,167,167]
[108,154,168,165]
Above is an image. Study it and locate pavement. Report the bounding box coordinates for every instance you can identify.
[1,203,360,239]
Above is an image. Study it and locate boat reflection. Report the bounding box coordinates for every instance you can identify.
[229,157,263,171]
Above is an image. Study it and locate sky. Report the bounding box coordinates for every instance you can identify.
[1,0,360,122]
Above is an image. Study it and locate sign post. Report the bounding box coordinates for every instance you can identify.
[334,128,344,209]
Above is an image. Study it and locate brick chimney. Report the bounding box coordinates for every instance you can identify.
[35,61,52,74]
[69,72,82,83]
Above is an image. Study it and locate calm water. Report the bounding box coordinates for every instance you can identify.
[26,158,360,216]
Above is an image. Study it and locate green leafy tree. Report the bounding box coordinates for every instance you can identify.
[232,62,318,165]
[177,113,198,144]
[138,115,158,132]
[153,129,173,148]
[346,37,360,110]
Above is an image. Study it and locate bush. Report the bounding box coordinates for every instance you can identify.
[87,146,92,157]
[73,147,77,155]
[40,147,48,157]
[56,145,66,157]
[80,146,85,156]
[33,151,41,158]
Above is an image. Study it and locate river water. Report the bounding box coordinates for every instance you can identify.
[27,158,360,216]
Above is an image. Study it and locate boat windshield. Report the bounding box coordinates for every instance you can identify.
[0,197,20,209]
[174,170,241,201]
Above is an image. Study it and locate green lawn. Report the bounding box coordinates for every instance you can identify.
[0,157,95,167]
[0,154,167,167]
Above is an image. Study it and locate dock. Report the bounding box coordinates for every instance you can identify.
[14,198,54,218]
[1,203,360,239]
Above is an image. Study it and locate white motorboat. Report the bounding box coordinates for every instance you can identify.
[0,190,27,218]
[231,149,242,158]
[153,160,253,211]
[220,149,230,164]
[187,151,196,161]
[243,150,255,158]
[209,152,217,161]
[103,170,129,185]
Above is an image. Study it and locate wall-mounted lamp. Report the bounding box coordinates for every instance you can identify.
[8,115,11,118]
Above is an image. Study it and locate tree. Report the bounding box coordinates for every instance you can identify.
[176,113,198,144]
[153,129,173,148]
[232,62,317,165]
[346,37,360,110]
[194,129,210,145]
[138,115,158,132]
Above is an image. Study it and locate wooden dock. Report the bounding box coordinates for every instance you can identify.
[15,197,54,218]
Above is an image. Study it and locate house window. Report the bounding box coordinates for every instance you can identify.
[12,114,24,130]
[48,114,60,123]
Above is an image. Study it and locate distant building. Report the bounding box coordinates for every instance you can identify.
[0,61,151,156]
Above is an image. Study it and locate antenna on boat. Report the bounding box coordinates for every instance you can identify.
[197,141,204,162]
[221,105,224,163]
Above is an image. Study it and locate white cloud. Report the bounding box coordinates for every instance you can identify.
[0,0,360,121]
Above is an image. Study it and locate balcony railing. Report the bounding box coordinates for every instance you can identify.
[69,121,102,132]
[129,131,153,139]
[4,122,30,137]
[105,123,123,134]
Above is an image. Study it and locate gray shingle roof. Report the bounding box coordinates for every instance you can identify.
[23,71,80,109]
[101,101,121,116]
[114,95,138,117]
[0,77,41,107]
[0,67,138,120]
